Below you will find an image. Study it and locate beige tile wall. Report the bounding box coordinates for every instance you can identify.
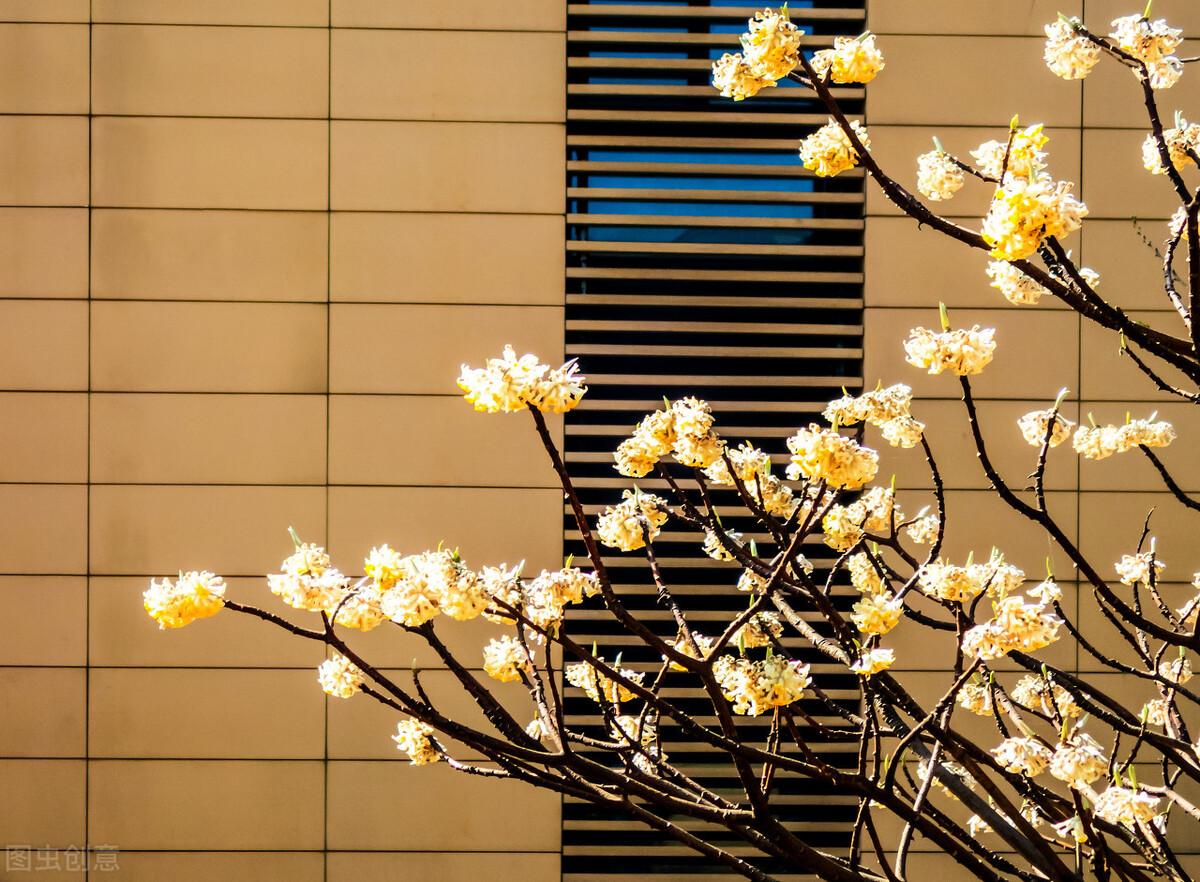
[866,0,1200,872]
[0,3,564,878]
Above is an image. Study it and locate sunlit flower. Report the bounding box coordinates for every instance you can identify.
[1142,119,1200,174]
[458,346,586,414]
[880,415,926,448]
[1116,551,1164,586]
[736,612,784,649]
[703,528,741,561]
[1053,815,1089,844]
[1110,14,1183,62]
[330,584,386,632]
[1044,19,1101,80]
[1160,655,1193,685]
[905,511,940,545]
[523,567,601,633]
[671,397,725,467]
[1073,417,1174,460]
[393,718,440,765]
[963,596,1063,660]
[992,736,1052,776]
[971,125,1049,180]
[712,51,775,101]
[851,591,903,635]
[786,424,878,490]
[1144,56,1184,89]
[917,758,976,800]
[741,8,803,81]
[1028,578,1062,605]
[810,33,885,84]
[825,384,913,427]
[668,630,714,670]
[850,647,895,676]
[916,149,965,201]
[479,562,525,624]
[483,635,532,684]
[1143,698,1171,726]
[1018,407,1075,448]
[318,652,365,699]
[847,551,886,594]
[800,119,870,178]
[597,491,670,552]
[714,653,810,715]
[1012,674,1082,720]
[981,174,1087,261]
[987,260,1049,305]
[904,325,996,376]
[958,679,994,716]
[1093,785,1161,825]
[1049,732,1107,788]
[614,408,675,478]
[143,571,226,629]
[566,659,645,704]
[918,559,986,603]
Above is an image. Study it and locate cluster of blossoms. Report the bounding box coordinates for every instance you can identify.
[458,345,586,414]
[992,736,1053,776]
[918,551,1024,604]
[958,679,995,716]
[1159,655,1193,685]
[566,659,645,704]
[713,653,811,715]
[1143,117,1200,175]
[735,611,784,649]
[268,543,387,631]
[520,567,603,631]
[1072,416,1176,460]
[614,397,723,477]
[916,149,965,201]
[850,647,895,677]
[318,652,365,699]
[1110,13,1184,90]
[1049,732,1108,789]
[823,383,924,448]
[1043,18,1102,80]
[1018,407,1076,448]
[366,546,485,627]
[1093,785,1162,826]
[963,594,1064,660]
[596,490,670,552]
[1115,550,1165,586]
[972,124,1049,181]
[393,718,439,765]
[1012,675,1082,720]
[703,442,799,518]
[982,173,1088,261]
[810,33,885,84]
[905,509,940,545]
[850,591,903,636]
[143,571,226,629]
[986,261,1050,306]
[785,424,879,490]
[822,485,903,551]
[711,8,801,100]
[847,551,885,594]
[904,325,996,376]
[482,635,532,683]
[800,118,870,178]
[609,715,665,773]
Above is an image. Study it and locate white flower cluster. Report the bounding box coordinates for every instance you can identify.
[1049,732,1107,789]
[1044,18,1101,80]
[1073,417,1176,460]
[566,659,645,705]
[458,345,586,414]
[850,647,895,677]
[614,397,724,477]
[1094,785,1162,825]
[1143,118,1200,175]
[916,150,965,201]
[703,441,799,518]
[824,383,924,448]
[822,486,904,551]
[1012,675,1081,720]
[596,490,670,552]
[851,591,904,636]
[1018,407,1076,448]
[918,551,1024,604]
[1110,13,1184,90]
[992,736,1052,776]
[786,424,879,490]
[143,570,226,630]
[1115,551,1165,586]
[482,635,532,683]
[713,653,811,716]
[800,119,870,178]
[318,652,365,699]
[810,34,885,84]
[711,8,802,100]
[963,594,1063,660]
[904,325,996,376]
[393,718,440,765]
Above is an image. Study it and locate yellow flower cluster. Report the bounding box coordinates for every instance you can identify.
[523,567,602,632]
[971,124,1049,180]
[821,486,903,551]
[957,679,994,716]
[1093,785,1162,825]
[824,383,924,449]
[904,325,996,376]
[850,591,903,636]
[850,647,895,677]
[713,653,811,716]
[482,635,532,683]
[318,652,365,699]
[566,659,645,704]
[143,571,226,629]
[268,543,365,620]
[962,595,1063,660]
[991,736,1052,776]
[369,547,487,627]
[1115,551,1164,586]
[614,397,724,477]
[905,511,940,545]
[986,260,1049,305]
[735,611,784,649]
[1110,14,1184,90]
[981,174,1087,261]
[1012,674,1081,720]
[1049,732,1107,789]
[785,424,879,490]
[711,8,802,100]
[393,718,440,765]
[920,551,1024,604]
[458,346,586,414]
[703,442,799,518]
[1142,118,1200,174]
[702,527,741,561]
[1017,407,1075,448]
[916,149,965,201]
[810,34,886,84]
[847,551,885,594]
[668,630,713,670]
[596,491,670,552]
[800,119,870,178]
[1073,417,1175,459]
[1043,19,1101,80]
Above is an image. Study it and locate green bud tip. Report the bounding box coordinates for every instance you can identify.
[287,526,303,551]
[1053,387,1070,410]
[938,302,951,331]
[932,135,945,153]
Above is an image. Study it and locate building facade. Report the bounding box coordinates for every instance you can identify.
[0,0,1197,879]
